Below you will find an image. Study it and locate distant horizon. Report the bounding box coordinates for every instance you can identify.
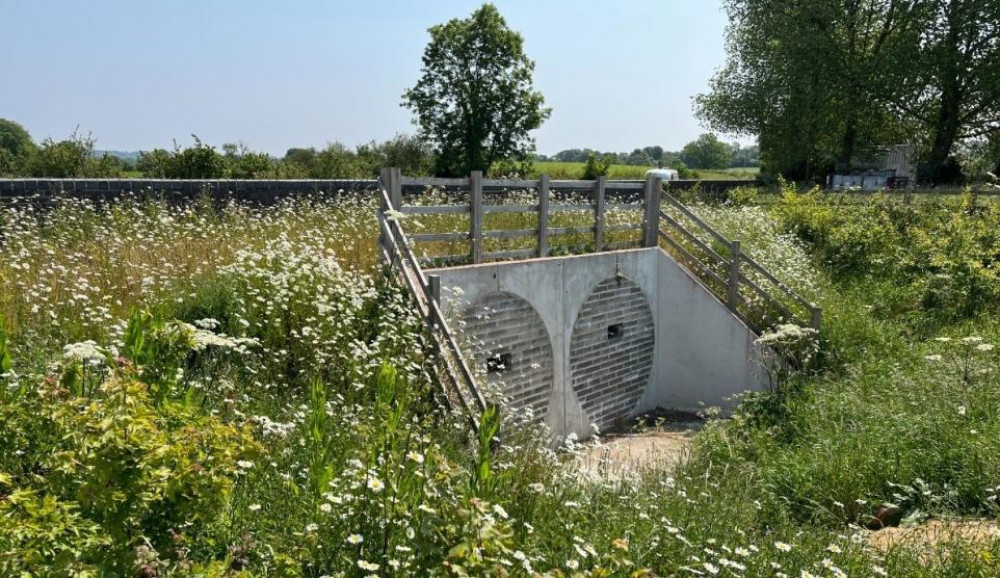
[2,1,755,157]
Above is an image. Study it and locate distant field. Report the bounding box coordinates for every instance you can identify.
[527,162,759,181]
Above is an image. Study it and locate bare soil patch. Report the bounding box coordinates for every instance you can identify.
[575,412,704,478]
[867,519,1000,561]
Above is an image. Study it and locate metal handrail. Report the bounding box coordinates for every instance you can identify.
[376,181,487,429]
[657,188,821,332]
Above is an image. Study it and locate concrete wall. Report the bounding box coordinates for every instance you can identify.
[429,247,768,439]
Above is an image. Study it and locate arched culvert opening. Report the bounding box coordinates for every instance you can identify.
[569,275,654,433]
[462,291,554,422]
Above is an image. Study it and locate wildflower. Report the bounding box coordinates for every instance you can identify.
[566,559,579,570]
[826,544,842,553]
[237,460,254,470]
[873,566,888,576]
[492,504,509,519]
[977,343,995,352]
[528,482,545,493]
[62,340,106,363]
[367,476,385,492]
[406,450,424,464]
[958,405,967,416]
[925,354,942,362]
[248,504,261,512]
[703,562,720,575]
[774,541,792,552]
[305,523,318,533]
[346,534,364,545]
[319,503,332,513]
[358,560,380,572]
[734,546,750,557]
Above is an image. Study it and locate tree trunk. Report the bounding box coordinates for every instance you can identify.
[838,121,858,170]
[924,0,964,184]
[926,86,962,183]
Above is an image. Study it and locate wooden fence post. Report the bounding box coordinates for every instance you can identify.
[427,274,441,328]
[538,174,550,257]
[389,167,402,209]
[594,176,606,251]
[378,168,390,256]
[727,239,741,312]
[810,306,822,332]
[642,176,661,247]
[470,171,484,264]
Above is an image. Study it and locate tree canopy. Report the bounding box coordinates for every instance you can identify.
[697,0,1000,184]
[681,134,733,169]
[0,119,37,176]
[402,3,550,177]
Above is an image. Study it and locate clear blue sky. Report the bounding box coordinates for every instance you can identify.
[1,0,741,156]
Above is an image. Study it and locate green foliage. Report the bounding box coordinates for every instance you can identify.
[696,0,917,181]
[0,118,37,176]
[168,135,227,178]
[772,185,1000,323]
[30,131,120,178]
[581,152,614,180]
[0,323,257,573]
[8,193,1000,574]
[402,3,550,176]
[680,133,733,169]
[136,148,173,178]
[222,142,273,178]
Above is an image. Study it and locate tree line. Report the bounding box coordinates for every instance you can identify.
[0,120,436,179]
[545,136,760,170]
[697,0,1000,184]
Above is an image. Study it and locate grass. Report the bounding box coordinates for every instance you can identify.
[527,162,759,181]
[3,187,1000,575]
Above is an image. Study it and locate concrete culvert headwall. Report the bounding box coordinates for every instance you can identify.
[429,247,768,441]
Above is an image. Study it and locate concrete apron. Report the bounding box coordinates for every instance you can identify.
[427,247,768,441]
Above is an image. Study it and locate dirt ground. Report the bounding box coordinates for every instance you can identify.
[867,520,1000,558]
[575,420,703,478]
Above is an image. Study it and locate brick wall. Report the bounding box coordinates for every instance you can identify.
[569,275,654,432]
[462,291,554,422]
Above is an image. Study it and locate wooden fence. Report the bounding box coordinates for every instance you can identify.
[378,168,820,335]
[376,170,487,429]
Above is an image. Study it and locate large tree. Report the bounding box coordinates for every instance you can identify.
[402,4,550,177]
[899,0,1000,183]
[681,133,733,169]
[696,0,919,181]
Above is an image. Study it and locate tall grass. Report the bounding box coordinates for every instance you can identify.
[2,189,1000,575]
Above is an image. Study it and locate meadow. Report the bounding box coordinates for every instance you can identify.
[3,185,1000,576]
[527,162,758,181]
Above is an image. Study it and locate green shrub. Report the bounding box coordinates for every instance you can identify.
[0,314,258,572]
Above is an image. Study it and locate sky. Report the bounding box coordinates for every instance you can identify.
[1,0,742,156]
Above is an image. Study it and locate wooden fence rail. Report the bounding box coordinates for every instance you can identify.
[380,167,821,337]
[377,168,487,429]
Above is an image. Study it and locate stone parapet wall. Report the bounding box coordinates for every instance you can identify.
[0,179,378,204]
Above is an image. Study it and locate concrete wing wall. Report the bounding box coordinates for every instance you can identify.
[429,247,769,440]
